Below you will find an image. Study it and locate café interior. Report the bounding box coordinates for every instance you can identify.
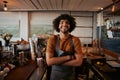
[0,0,120,80]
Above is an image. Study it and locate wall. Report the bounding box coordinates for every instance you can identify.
[19,12,29,41]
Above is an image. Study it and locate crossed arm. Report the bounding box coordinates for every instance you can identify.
[46,37,83,67]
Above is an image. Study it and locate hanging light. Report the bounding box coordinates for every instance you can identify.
[111,0,116,12]
[3,1,8,11]
[112,5,115,12]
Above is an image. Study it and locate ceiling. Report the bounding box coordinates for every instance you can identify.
[0,0,115,12]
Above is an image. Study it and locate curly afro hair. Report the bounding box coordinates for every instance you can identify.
[53,14,76,33]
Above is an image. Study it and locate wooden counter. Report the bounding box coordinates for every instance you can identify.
[102,48,120,60]
[87,55,120,80]
[4,60,37,80]
[37,58,47,80]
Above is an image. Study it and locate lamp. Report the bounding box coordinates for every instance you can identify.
[3,1,8,11]
[112,0,116,12]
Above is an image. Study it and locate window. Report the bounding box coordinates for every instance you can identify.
[30,12,68,36]
[0,12,19,37]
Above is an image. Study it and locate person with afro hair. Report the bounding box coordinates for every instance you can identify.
[46,14,83,80]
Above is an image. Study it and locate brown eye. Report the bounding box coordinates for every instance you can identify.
[59,21,63,24]
[66,21,69,24]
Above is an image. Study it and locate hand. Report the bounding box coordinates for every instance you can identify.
[60,52,74,56]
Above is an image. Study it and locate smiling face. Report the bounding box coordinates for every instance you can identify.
[59,19,70,34]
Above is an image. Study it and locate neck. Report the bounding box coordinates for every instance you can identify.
[59,32,70,39]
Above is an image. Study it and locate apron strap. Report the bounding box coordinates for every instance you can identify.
[56,34,74,54]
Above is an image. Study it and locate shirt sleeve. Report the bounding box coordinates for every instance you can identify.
[46,35,56,55]
[73,37,83,55]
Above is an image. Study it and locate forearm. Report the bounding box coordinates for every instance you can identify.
[62,54,83,66]
[46,55,71,66]
[62,59,82,66]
